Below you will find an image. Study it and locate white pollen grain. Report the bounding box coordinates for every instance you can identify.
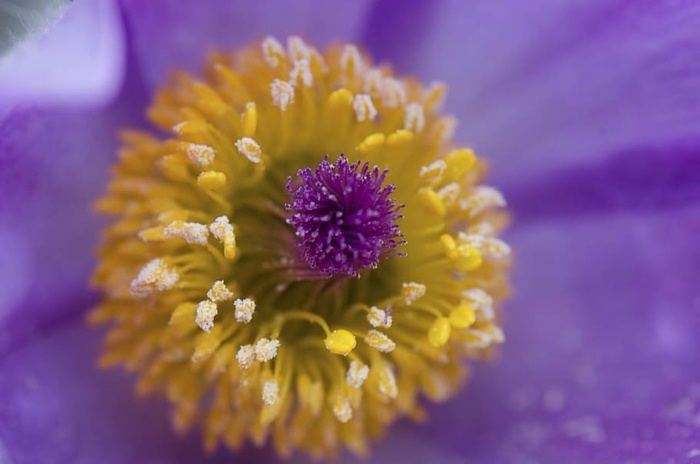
[346,361,370,388]
[235,137,262,164]
[254,338,280,362]
[404,102,425,132]
[186,144,216,167]
[262,380,279,406]
[365,330,396,353]
[353,94,377,122]
[195,300,218,333]
[236,344,255,370]
[271,79,295,111]
[207,280,233,302]
[367,306,392,328]
[234,298,256,323]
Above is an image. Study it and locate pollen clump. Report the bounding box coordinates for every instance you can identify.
[90,36,511,460]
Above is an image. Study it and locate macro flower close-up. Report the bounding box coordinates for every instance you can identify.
[1,1,699,463]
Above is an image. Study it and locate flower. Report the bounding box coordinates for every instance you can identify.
[89,36,510,458]
[1,1,699,463]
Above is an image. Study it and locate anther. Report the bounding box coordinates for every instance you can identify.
[428,317,451,347]
[241,102,257,137]
[197,171,227,190]
[401,282,426,305]
[270,79,295,111]
[353,94,377,122]
[164,221,210,246]
[449,304,476,329]
[365,330,396,353]
[262,380,279,407]
[333,391,353,423]
[130,258,179,298]
[255,338,280,362]
[346,361,370,388]
[185,143,216,167]
[235,137,262,164]
[234,298,256,323]
[324,329,357,356]
[404,103,425,132]
[206,281,233,302]
[236,344,255,370]
[459,186,507,218]
[209,216,236,259]
[367,306,392,328]
[262,36,286,68]
[195,300,218,333]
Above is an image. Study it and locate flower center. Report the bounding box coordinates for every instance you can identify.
[286,154,404,277]
[90,36,511,460]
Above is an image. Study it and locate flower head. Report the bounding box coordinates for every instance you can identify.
[89,36,510,459]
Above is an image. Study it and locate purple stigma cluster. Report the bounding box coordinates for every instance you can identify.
[286,155,405,277]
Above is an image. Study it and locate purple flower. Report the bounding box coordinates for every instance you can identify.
[1,1,699,463]
[286,154,404,277]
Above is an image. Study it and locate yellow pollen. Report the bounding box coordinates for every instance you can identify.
[324,329,357,356]
[418,187,447,217]
[241,102,257,138]
[233,298,255,323]
[445,148,477,179]
[197,171,227,190]
[90,36,511,460]
[449,304,476,329]
[428,317,452,348]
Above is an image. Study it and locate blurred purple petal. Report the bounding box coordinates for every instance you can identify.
[363,0,700,186]
[121,0,376,90]
[0,63,148,356]
[0,322,279,464]
[0,0,126,120]
[410,204,700,462]
[505,137,700,222]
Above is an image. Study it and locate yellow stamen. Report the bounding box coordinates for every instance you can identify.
[324,329,357,356]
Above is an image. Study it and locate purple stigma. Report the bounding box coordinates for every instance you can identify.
[286,154,405,277]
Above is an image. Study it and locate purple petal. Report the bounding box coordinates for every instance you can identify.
[0,64,148,356]
[121,0,376,90]
[412,204,700,462]
[362,1,700,186]
[504,137,700,222]
[0,0,126,120]
[0,322,278,464]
